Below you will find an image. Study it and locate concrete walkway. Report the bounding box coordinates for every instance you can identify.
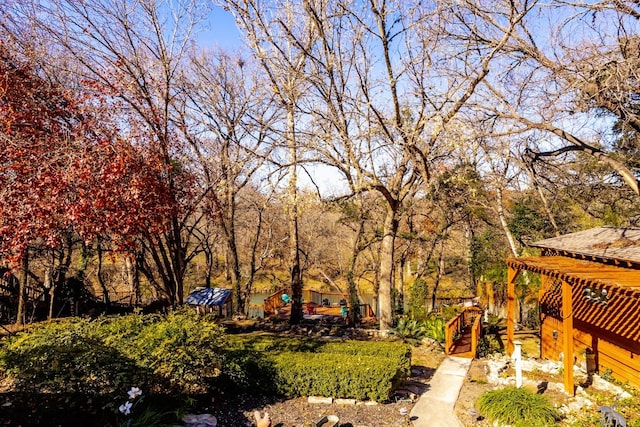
[410,356,472,427]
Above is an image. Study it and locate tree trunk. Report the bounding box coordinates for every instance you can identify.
[226,203,243,314]
[46,268,54,320]
[529,167,560,237]
[496,186,519,257]
[397,255,405,315]
[431,240,445,312]
[16,249,28,326]
[97,243,111,308]
[346,210,365,325]
[124,254,141,305]
[170,218,185,305]
[465,222,476,291]
[496,186,527,321]
[378,207,399,332]
[243,203,266,316]
[287,106,304,326]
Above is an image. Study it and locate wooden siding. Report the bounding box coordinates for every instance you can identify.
[507,230,640,393]
[540,280,640,388]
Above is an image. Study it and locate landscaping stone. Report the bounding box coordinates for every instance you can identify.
[182,413,217,427]
[307,396,332,404]
[591,374,633,398]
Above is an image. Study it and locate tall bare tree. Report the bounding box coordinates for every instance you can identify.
[224,0,529,331]
[473,0,640,195]
[223,0,325,324]
[180,50,278,313]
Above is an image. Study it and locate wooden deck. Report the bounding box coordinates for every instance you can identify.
[263,288,375,320]
[273,302,365,319]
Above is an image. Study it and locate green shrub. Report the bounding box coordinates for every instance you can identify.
[0,318,148,395]
[478,386,561,427]
[440,305,462,321]
[476,334,503,358]
[0,311,227,396]
[318,340,411,374]
[408,278,429,320]
[131,310,227,393]
[422,315,446,344]
[216,349,278,394]
[271,351,401,402]
[220,334,411,401]
[226,333,319,353]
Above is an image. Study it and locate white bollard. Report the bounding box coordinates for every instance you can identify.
[513,340,523,388]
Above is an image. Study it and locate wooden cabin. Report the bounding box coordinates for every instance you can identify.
[506,226,640,394]
[185,287,233,317]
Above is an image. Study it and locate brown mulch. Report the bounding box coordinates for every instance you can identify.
[210,394,414,427]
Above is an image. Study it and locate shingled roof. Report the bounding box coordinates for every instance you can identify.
[530,226,640,266]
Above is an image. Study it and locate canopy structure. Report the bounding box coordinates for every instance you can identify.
[506,227,640,395]
[185,287,233,316]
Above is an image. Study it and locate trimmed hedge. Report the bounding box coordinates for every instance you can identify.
[317,340,412,375]
[271,351,402,402]
[221,335,411,402]
[0,317,411,403]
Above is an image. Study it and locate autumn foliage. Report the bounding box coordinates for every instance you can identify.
[0,42,175,265]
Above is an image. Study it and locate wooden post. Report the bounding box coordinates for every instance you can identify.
[562,279,575,395]
[507,265,520,356]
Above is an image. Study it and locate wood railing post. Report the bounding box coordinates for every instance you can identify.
[562,280,575,396]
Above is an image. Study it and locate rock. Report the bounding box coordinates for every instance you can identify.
[560,395,593,414]
[183,413,217,427]
[307,396,332,404]
[334,398,356,405]
[591,375,632,398]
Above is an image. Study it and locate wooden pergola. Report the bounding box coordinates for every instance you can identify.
[506,255,640,395]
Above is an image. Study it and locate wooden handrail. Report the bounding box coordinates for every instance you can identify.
[445,307,483,356]
[445,313,464,354]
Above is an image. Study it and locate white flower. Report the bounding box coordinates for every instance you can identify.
[119,401,133,415]
[127,387,142,400]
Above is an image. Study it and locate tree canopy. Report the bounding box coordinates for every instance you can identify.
[0,0,639,330]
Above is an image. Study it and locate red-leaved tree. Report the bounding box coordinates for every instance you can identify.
[0,41,179,320]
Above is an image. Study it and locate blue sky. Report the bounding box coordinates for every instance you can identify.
[198,7,245,50]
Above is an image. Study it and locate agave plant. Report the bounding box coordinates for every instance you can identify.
[393,317,427,345]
